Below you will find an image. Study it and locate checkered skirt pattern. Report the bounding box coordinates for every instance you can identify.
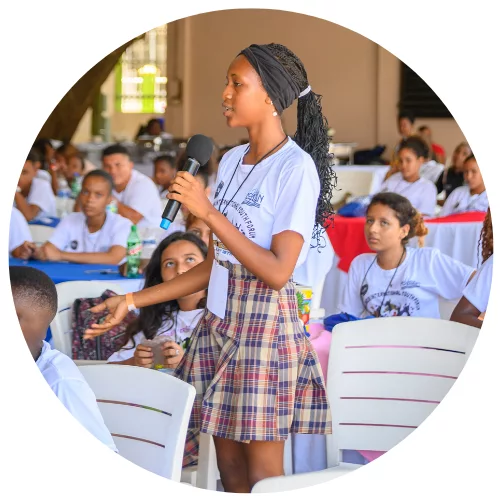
[175,260,332,467]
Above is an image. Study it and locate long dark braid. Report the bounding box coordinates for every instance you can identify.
[265,43,337,248]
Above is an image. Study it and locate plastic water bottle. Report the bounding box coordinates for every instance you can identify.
[106,199,118,214]
[141,227,158,260]
[71,173,83,199]
[126,225,143,278]
[57,186,72,218]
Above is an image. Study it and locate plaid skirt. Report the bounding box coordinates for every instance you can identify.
[175,260,332,467]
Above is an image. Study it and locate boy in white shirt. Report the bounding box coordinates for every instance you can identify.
[379,136,438,217]
[15,150,57,221]
[10,266,117,453]
[9,207,36,259]
[101,144,162,228]
[34,170,132,265]
[440,155,488,216]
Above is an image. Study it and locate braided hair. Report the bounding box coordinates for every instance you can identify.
[255,43,336,248]
[479,207,493,264]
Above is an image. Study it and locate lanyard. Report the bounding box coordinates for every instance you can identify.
[218,136,288,217]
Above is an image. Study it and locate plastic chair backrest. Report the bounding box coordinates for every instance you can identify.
[79,364,195,481]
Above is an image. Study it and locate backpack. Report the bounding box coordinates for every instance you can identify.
[71,289,137,360]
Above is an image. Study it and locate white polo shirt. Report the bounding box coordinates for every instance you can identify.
[113,170,162,228]
[9,207,32,253]
[36,341,118,453]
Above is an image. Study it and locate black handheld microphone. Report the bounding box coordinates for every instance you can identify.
[160,134,214,230]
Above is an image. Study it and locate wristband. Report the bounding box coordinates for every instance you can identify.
[125,293,136,312]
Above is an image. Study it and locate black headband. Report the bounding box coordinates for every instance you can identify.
[239,44,302,115]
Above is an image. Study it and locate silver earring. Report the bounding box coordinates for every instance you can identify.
[273,111,278,117]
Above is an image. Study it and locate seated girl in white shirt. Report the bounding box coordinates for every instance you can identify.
[9,207,36,259]
[10,266,117,453]
[337,192,476,319]
[108,231,207,367]
[440,155,489,216]
[34,170,131,265]
[14,150,57,221]
[451,208,492,328]
[379,136,438,217]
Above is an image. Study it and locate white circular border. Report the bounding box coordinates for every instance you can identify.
[1,1,498,498]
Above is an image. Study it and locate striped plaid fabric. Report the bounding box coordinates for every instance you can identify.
[176,260,332,467]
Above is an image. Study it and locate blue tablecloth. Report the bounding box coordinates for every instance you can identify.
[29,216,60,228]
[9,258,130,284]
[9,258,144,342]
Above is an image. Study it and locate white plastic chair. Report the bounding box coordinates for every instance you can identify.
[50,281,124,357]
[79,364,195,481]
[29,225,55,245]
[330,170,374,204]
[252,317,479,492]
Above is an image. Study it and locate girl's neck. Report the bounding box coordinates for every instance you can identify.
[245,121,287,164]
[470,185,486,196]
[177,291,205,311]
[86,213,106,233]
[403,173,420,183]
[376,246,407,270]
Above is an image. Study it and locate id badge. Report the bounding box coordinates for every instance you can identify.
[207,260,229,319]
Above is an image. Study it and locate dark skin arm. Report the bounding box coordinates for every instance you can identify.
[14,192,40,221]
[450,296,483,329]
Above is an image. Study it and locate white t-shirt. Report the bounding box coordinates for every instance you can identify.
[49,212,132,261]
[36,341,118,452]
[113,170,162,228]
[379,173,437,216]
[107,309,204,363]
[212,139,320,268]
[463,255,493,313]
[440,186,489,217]
[9,207,32,252]
[36,169,52,183]
[420,160,444,184]
[17,177,57,219]
[337,247,475,319]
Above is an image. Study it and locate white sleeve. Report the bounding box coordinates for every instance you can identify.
[9,208,32,252]
[463,256,493,313]
[51,378,118,452]
[429,249,475,300]
[420,183,438,217]
[124,178,161,221]
[271,160,319,244]
[440,189,460,217]
[110,217,132,248]
[29,180,56,216]
[336,257,365,316]
[48,216,74,250]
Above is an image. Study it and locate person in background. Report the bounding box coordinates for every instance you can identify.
[450,208,493,328]
[418,125,446,164]
[32,138,60,194]
[64,153,86,186]
[435,142,472,203]
[185,213,211,247]
[15,150,57,221]
[10,266,118,453]
[379,136,438,216]
[385,109,416,180]
[440,155,488,216]
[9,207,36,259]
[337,193,476,319]
[55,143,96,178]
[153,154,177,198]
[101,144,162,228]
[34,170,131,265]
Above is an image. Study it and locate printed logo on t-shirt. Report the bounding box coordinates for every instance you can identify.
[364,288,422,317]
[70,240,78,250]
[401,280,420,290]
[242,188,264,208]
[214,181,224,200]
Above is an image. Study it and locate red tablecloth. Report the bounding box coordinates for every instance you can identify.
[326,212,487,273]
